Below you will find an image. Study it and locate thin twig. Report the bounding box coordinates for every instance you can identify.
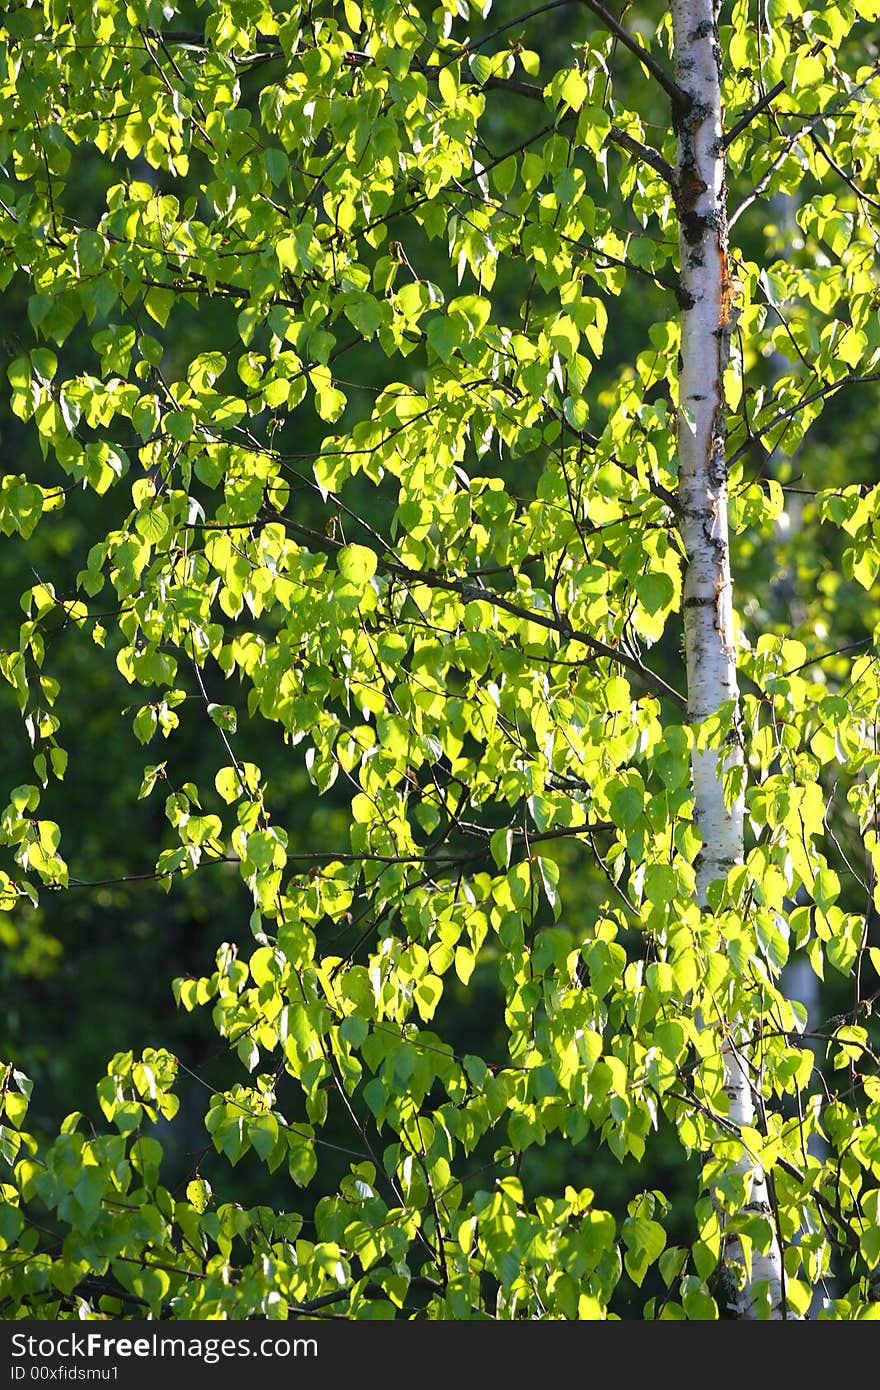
[783,638,872,677]
[809,128,880,212]
[575,0,690,110]
[480,73,675,181]
[730,372,880,465]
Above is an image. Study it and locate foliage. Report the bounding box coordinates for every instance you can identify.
[2,0,880,1320]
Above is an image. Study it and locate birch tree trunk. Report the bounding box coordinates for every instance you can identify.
[671,0,789,1319]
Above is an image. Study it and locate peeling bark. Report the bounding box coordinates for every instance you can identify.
[671,0,790,1319]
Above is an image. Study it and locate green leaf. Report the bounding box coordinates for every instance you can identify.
[186,1178,212,1213]
[208,703,238,734]
[622,1216,666,1287]
[337,545,378,585]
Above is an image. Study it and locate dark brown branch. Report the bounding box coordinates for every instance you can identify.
[291,1275,444,1315]
[730,64,880,225]
[158,2,688,114]
[722,79,786,147]
[66,825,617,895]
[564,420,680,512]
[729,372,880,465]
[183,507,683,705]
[665,1088,852,1245]
[576,0,689,111]
[482,74,544,99]
[161,19,677,187]
[394,569,685,707]
[155,29,212,44]
[480,74,675,183]
[605,123,676,185]
[270,518,685,707]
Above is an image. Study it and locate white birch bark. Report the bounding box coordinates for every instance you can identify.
[671,0,790,1319]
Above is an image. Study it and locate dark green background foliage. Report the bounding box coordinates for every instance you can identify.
[1,0,880,1319]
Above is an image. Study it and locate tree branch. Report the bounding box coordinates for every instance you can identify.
[722,79,786,147]
[576,0,690,111]
[296,518,685,705]
[459,0,580,56]
[159,20,676,188]
[482,74,544,99]
[374,55,676,187]
[390,566,685,708]
[809,127,880,212]
[290,1275,444,1315]
[729,372,880,466]
[605,123,676,185]
[782,638,872,677]
[480,76,675,184]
